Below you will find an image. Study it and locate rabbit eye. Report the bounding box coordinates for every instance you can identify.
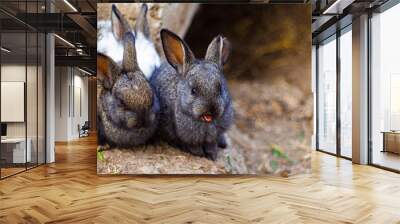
[191,87,197,96]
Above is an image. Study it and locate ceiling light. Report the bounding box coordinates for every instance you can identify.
[63,0,78,12]
[322,0,355,15]
[1,47,11,53]
[78,67,93,76]
[54,34,75,48]
[76,48,84,55]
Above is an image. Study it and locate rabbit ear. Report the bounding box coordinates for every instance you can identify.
[205,35,231,66]
[111,4,131,41]
[97,53,120,89]
[135,4,150,38]
[161,29,195,75]
[122,32,139,73]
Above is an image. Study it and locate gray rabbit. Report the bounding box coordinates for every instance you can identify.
[97,32,159,148]
[150,29,234,160]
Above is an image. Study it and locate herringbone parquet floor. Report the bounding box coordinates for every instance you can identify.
[0,135,400,223]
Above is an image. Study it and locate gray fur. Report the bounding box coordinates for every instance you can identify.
[97,32,159,148]
[111,4,131,41]
[150,29,234,160]
[135,4,150,38]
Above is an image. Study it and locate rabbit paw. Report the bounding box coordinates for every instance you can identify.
[217,135,227,149]
[187,146,205,157]
[126,115,137,128]
[114,108,138,129]
[204,144,219,161]
[97,144,110,152]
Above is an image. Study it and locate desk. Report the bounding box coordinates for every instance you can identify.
[382,131,400,155]
[1,138,31,163]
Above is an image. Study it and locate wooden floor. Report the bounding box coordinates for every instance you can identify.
[0,136,400,223]
[372,150,400,171]
[1,167,26,178]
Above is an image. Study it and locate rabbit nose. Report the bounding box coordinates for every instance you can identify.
[208,104,218,116]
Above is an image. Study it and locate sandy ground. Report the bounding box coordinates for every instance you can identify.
[97,138,247,175]
[227,76,312,175]
[97,75,312,175]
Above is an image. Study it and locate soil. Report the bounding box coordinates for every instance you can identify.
[227,77,312,175]
[97,137,248,175]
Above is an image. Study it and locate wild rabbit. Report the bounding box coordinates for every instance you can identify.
[150,29,234,160]
[97,32,159,148]
[97,3,160,79]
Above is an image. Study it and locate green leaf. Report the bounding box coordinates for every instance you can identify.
[270,160,278,172]
[97,150,105,161]
[270,144,297,167]
[271,148,283,158]
[271,144,288,159]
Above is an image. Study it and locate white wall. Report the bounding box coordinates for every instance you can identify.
[1,65,40,138]
[55,66,69,141]
[72,73,89,138]
[1,65,26,138]
[54,67,89,141]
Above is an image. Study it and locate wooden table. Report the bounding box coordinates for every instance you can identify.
[1,138,31,164]
[381,131,400,154]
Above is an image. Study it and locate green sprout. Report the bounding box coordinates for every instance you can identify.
[271,144,295,165]
[270,160,278,172]
[97,149,105,161]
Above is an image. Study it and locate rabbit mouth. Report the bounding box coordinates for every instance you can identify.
[200,114,213,123]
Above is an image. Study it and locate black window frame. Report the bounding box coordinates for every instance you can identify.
[315,21,353,161]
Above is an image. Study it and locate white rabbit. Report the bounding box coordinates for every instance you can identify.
[97,4,160,80]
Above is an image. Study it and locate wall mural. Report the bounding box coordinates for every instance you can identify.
[97,3,312,175]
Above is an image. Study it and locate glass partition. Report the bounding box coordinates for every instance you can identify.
[1,31,28,177]
[370,3,400,171]
[339,27,352,158]
[0,0,46,179]
[38,32,45,165]
[317,35,337,154]
[27,31,38,169]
